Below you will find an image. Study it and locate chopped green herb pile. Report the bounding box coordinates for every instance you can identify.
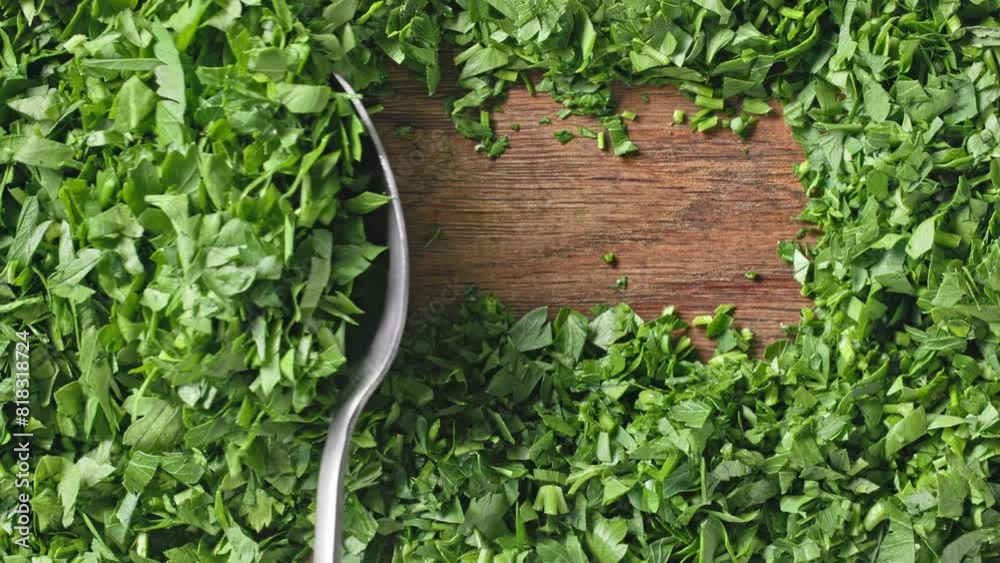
[3,0,1000,561]
[338,0,1000,561]
[0,1,389,559]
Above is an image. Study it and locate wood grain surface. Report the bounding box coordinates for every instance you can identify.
[371,70,811,353]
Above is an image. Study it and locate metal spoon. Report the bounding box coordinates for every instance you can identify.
[313,75,409,563]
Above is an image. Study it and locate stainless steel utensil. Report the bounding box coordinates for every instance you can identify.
[313,75,409,563]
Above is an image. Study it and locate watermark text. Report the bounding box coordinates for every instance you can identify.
[10,330,32,549]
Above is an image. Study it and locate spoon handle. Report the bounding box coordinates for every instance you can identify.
[313,396,359,563]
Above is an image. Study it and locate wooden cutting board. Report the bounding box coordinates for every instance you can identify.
[372,69,810,353]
